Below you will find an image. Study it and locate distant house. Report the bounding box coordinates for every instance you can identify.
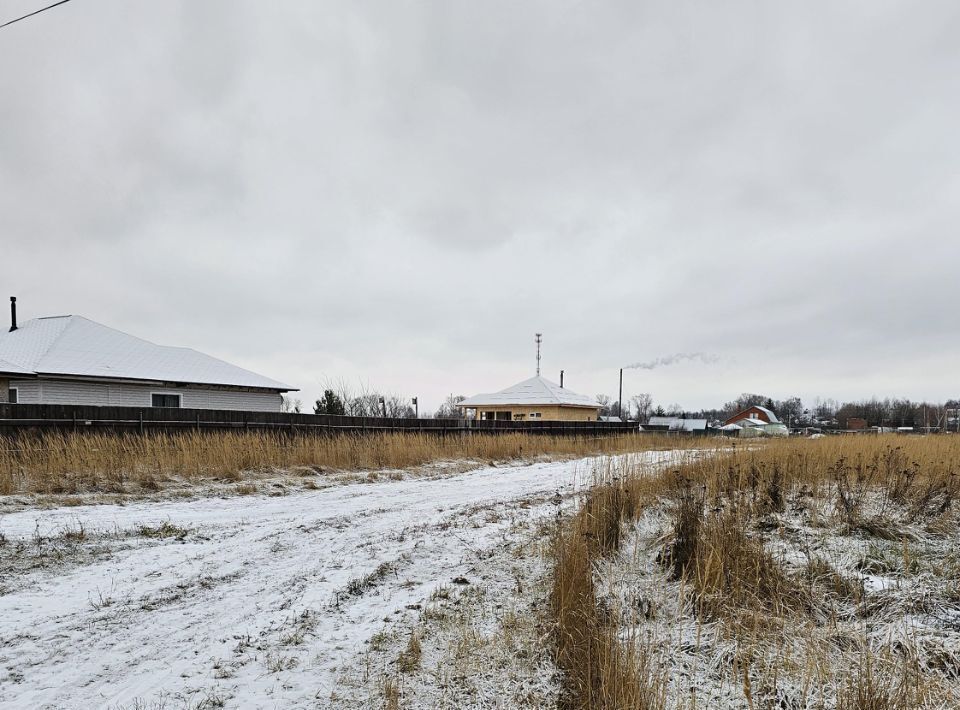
[945,401,960,432]
[0,300,294,411]
[456,375,600,421]
[644,416,709,434]
[724,405,780,427]
[846,417,868,431]
[722,418,788,438]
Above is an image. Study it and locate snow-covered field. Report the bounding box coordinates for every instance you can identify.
[0,451,675,709]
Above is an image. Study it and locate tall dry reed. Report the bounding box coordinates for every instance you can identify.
[550,435,960,709]
[551,461,672,710]
[0,430,689,495]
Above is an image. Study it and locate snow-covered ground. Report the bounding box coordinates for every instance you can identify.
[0,451,675,709]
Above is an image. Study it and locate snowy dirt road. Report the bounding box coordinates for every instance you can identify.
[0,452,675,709]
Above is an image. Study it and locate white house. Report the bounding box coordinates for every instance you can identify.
[0,300,294,411]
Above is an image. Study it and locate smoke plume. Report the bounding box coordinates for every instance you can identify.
[625,352,720,370]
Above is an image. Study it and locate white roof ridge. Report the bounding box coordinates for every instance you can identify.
[457,374,598,409]
[68,315,166,348]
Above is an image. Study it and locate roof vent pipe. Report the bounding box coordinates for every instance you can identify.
[8,297,16,332]
[560,370,564,388]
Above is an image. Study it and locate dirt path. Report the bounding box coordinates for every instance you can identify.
[0,452,674,709]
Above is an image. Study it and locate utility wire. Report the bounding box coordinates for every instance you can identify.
[0,0,73,30]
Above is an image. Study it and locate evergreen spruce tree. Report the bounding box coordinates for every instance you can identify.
[314,389,346,415]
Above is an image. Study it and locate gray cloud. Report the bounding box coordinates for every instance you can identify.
[3,0,960,412]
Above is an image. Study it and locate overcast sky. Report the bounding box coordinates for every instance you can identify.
[3,1,959,413]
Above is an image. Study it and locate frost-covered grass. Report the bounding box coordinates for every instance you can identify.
[332,506,562,709]
[551,436,960,709]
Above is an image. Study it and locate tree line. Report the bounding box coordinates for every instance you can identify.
[284,382,959,431]
[282,380,465,419]
[614,391,958,430]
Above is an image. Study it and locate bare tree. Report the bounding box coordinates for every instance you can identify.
[317,376,422,418]
[434,394,466,419]
[348,392,381,416]
[383,395,415,418]
[280,395,302,414]
[774,397,804,425]
[595,394,613,417]
[631,393,653,423]
[723,393,769,417]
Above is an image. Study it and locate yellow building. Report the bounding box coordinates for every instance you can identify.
[456,376,600,422]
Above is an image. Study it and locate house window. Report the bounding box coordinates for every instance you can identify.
[151,393,181,408]
[529,412,541,419]
[495,411,511,421]
[8,388,17,404]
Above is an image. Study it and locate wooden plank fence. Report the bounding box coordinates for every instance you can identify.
[0,403,637,437]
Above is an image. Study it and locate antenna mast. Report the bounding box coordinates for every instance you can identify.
[535,333,542,376]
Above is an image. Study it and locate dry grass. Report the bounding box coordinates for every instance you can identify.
[551,435,960,709]
[685,507,810,628]
[382,675,401,710]
[0,430,692,496]
[551,461,671,710]
[836,651,928,710]
[397,631,422,674]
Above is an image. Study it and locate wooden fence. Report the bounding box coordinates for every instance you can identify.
[0,403,637,437]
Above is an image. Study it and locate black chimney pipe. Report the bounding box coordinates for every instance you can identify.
[560,370,564,388]
[619,368,623,419]
[8,297,16,332]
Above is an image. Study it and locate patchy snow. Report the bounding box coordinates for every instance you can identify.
[0,451,676,709]
[596,485,960,709]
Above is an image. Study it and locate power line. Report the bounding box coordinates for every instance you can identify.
[0,0,73,30]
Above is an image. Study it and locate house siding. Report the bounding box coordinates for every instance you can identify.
[8,378,282,412]
[9,379,41,403]
[472,404,599,422]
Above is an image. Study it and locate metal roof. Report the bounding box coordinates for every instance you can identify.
[0,356,33,376]
[648,416,708,432]
[753,405,780,423]
[0,316,295,391]
[456,376,599,409]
